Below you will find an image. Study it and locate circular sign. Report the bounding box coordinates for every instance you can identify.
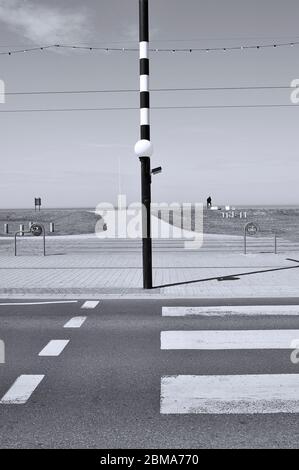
[30,223,43,237]
[245,222,259,236]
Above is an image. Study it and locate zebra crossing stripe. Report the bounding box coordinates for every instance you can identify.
[161,374,299,414]
[162,306,299,317]
[161,329,299,350]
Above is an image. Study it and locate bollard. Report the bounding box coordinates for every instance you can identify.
[4,223,8,234]
[191,205,195,231]
[169,210,174,226]
[50,222,54,233]
[19,224,24,236]
[274,234,277,254]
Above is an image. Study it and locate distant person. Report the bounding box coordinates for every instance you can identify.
[207,196,212,209]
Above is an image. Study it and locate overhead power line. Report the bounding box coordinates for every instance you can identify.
[2,85,298,96]
[0,104,298,113]
[1,41,299,56]
[1,35,299,47]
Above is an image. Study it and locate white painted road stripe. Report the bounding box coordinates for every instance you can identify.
[0,301,78,307]
[161,330,299,350]
[0,375,44,404]
[64,316,87,328]
[81,301,100,309]
[163,306,299,317]
[39,340,69,356]
[161,374,299,414]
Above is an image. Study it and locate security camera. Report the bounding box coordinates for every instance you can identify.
[151,166,162,175]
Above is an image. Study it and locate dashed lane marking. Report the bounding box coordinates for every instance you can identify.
[0,375,45,404]
[81,301,100,309]
[64,316,87,328]
[38,340,70,357]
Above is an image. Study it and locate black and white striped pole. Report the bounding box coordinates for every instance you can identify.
[134,0,153,289]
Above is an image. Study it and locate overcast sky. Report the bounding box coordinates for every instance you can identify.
[0,0,299,208]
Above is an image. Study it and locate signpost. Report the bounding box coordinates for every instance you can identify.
[244,222,259,254]
[15,223,46,256]
[134,0,153,289]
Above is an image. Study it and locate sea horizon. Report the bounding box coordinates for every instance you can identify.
[1,204,299,211]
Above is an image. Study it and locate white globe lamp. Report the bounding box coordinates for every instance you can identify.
[134,139,153,158]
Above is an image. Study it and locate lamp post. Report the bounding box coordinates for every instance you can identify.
[134,0,153,289]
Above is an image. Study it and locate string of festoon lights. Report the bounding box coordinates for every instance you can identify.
[1,41,299,56]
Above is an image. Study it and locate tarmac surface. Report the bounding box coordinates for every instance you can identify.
[0,298,299,448]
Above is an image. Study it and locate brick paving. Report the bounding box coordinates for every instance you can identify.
[0,236,298,297]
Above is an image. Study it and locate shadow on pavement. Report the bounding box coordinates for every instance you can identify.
[153,259,299,289]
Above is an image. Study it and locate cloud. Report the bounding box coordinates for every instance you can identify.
[0,0,88,44]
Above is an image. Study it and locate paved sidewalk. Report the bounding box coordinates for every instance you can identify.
[0,247,298,298]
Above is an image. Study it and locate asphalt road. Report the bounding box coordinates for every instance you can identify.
[0,298,299,448]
